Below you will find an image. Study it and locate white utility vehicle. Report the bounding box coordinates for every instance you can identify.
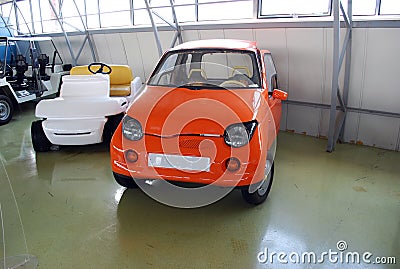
[31,62,142,152]
[0,36,70,125]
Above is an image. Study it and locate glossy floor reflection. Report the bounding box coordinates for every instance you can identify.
[0,104,399,269]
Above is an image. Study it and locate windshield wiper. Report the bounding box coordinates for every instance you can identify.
[176,83,225,90]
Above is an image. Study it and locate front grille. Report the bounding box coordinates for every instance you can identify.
[179,139,201,149]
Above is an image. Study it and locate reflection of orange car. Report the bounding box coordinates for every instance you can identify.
[110,39,287,205]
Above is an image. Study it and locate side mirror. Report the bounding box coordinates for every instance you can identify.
[272,89,288,101]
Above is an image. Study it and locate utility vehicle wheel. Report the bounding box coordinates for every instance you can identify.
[103,113,124,145]
[31,120,52,152]
[241,161,274,205]
[113,172,138,189]
[0,95,13,125]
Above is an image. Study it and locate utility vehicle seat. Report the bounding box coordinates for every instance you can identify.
[70,65,133,97]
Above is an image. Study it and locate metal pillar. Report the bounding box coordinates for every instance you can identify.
[144,0,183,57]
[326,0,353,152]
[71,0,98,62]
[47,0,97,66]
[338,0,353,142]
[47,0,76,66]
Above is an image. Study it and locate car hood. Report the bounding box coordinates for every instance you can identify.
[126,86,263,136]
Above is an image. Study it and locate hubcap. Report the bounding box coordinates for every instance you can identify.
[257,160,272,196]
[0,100,10,121]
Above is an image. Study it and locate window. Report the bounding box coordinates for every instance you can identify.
[84,0,100,29]
[198,0,253,21]
[260,0,331,17]
[59,0,86,31]
[31,0,43,33]
[380,0,400,15]
[99,0,131,28]
[174,0,196,22]
[341,0,376,16]
[39,0,58,21]
[259,0,394,18]
[0,0,399,35]
[39,0,60,33]
[15,1,31,34]
[1,3,16,30]
[133,0,195,25]
[263,53,278,92]
[142,0,174,23]
[150,53,179,85]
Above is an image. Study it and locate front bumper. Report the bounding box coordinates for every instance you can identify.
[110,126,266,187]
[43,118,106,145]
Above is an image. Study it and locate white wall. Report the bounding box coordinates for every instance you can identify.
[52,27,400,151]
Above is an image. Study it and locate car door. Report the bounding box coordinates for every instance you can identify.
[261,50,282,132]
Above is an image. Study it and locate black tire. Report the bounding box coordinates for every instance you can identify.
[103,113,124,145]
[31,120,52,152]
[241,161,274,205]
[0,95,13,125]
[113,172,138,189]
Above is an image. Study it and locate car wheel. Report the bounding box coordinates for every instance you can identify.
[241,160,274,205]
[31,120,52,152]
[0,95,13,125]
[113,172,138,189]
[103,113,124,145]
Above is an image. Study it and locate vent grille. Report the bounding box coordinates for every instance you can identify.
[179,139,201,149]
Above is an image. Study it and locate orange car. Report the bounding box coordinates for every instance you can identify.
[110,39,287,206]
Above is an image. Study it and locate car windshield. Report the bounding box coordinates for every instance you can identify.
[148,49,261,89]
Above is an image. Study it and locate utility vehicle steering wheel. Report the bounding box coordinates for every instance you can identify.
[88,62,112,75]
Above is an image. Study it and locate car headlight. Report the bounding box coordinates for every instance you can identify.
[224,120,258,148]
[122,116,143,141]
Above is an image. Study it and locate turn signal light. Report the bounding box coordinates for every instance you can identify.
[225,157,241,172]
[272,89,288,100]
[125,149,138,163]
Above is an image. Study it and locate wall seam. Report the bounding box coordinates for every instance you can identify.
[356,29,369,142]
[119,33,129,65]
[134,33,147,80]
[104,34,113,63]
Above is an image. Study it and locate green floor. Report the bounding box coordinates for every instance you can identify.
[0,104,399,269]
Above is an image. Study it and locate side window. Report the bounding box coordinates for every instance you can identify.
[151,53,178,85]
[183,53,193,76]
[263,53,278,92]
[271,75,278,90]
[161,53,178,72]
[171,53,192,85]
